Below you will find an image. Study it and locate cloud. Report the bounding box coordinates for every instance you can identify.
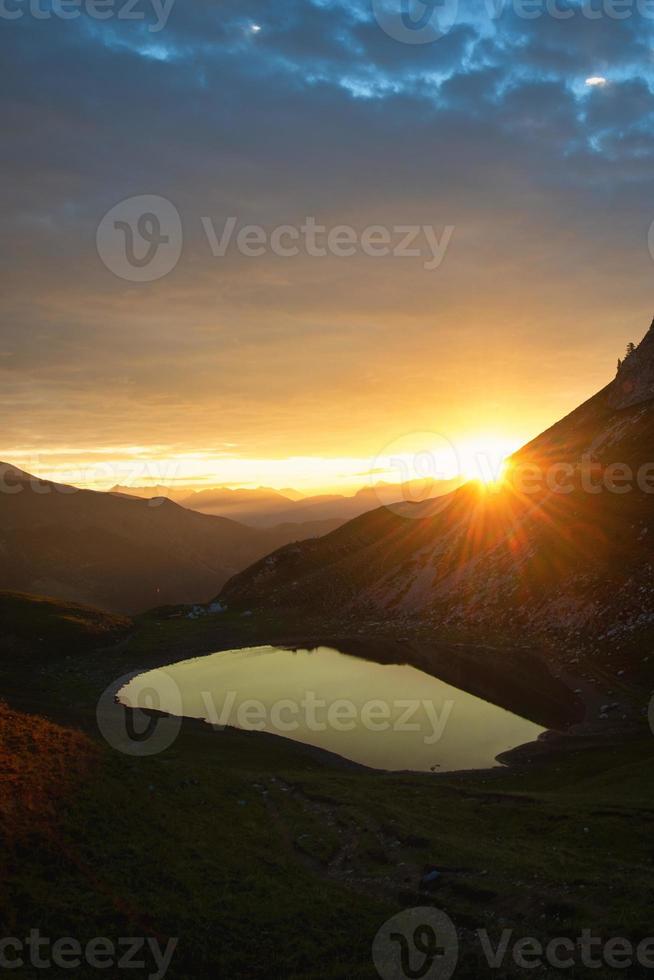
[1,0,654,468]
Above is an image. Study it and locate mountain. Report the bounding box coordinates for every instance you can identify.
[0,463,41,484]
[177,486,301,524]
[221,319,654,650]
[253,480,463,528]
[0,466,339,614]
[110,484,194,504]
[111,478,460,529]
[279,487,304,501]
[110,483,299,521]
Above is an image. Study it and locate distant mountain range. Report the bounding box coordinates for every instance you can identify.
[110,479,461,528]
[222,319,654,649]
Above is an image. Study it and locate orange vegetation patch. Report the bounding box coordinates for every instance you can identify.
[0,701,98,846]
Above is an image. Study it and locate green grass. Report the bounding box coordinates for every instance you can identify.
[2,597,654,978]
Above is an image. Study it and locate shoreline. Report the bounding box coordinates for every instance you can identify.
[108,625,647,778]
[2,609,647,781]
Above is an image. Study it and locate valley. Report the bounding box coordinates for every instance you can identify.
[6,5,654,975]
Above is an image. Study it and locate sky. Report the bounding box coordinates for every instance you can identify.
[2,0,654,493]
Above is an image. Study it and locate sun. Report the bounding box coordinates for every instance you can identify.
[457,435,516,487]
[369,432,519,493]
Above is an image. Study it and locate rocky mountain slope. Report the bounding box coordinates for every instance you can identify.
[222,320,654,648]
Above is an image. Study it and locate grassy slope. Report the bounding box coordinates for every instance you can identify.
[0,591,132,658]
[2,600,654,978]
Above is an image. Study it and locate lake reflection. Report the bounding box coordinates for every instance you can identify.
[119,645,546,772]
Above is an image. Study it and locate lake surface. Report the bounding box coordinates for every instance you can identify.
[119,645,546,772]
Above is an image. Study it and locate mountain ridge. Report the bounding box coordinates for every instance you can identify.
[110,478,461,527]
[221,318,654,650]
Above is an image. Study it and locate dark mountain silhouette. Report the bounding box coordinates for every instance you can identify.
[221,319,654,649]
[0,466,338,614]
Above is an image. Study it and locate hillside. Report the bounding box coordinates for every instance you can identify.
[4,605,654,980]
[221,319,654,650]
[0,592,132,658]
[0,467,337,614]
